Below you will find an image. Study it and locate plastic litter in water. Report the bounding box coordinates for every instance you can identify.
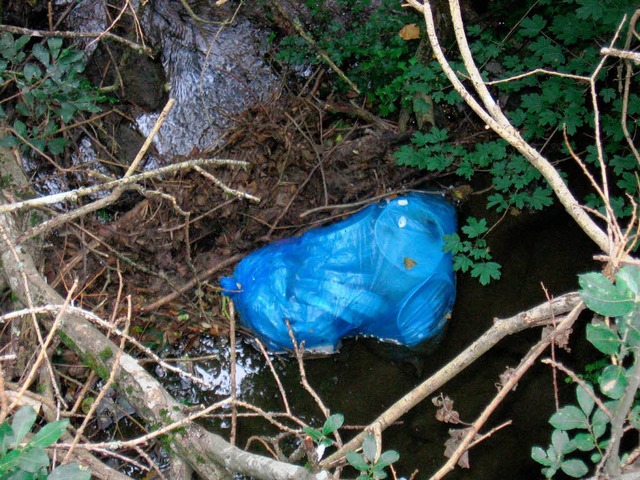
[220,192,457,352]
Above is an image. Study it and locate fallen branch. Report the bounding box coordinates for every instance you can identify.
[321,291,582,468]
[430,302,585,479]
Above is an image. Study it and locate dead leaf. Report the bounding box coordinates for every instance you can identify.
[399,23,421,40]
[444,428,472,468]
[432,394,461,424]
[404,257,418,270]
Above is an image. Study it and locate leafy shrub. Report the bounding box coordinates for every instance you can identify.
[0,33,104,155]
[277,0,638,284]
[345,433,399,480]
[532,265,640,478]
[277,0,420,115]
[303,414,399,478]
[0,405,90,480]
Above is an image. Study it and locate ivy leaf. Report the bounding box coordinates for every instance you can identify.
[549,405,588,430]
[629,405,640,430]
[527,186,553,210]
[471,262,501,285]
[461,217,488,238]
[600,87,616,103]
[576,0,604,21]
[519,15,547,38]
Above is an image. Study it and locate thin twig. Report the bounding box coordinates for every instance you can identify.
[540,358,612,419]
[62,295,131,463]
[229,299,238,446]
[0,24,151,55]
[429,302,584,480]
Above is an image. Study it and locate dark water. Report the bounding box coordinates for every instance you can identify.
[159,202,598,479]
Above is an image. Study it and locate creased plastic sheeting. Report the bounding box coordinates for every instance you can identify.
[220,192,457,352]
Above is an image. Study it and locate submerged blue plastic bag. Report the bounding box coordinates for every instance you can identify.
[220,192,457,352]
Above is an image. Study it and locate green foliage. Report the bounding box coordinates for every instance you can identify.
[443,219,501,286]
[0,33,104,155]
[303,413,344,448]
[276,0,421,115]
[0,406,90,480]
[393,0,636,283]
[345,433,399,480]
[532,265,640,478]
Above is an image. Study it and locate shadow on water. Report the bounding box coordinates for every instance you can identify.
[160,203,598,479]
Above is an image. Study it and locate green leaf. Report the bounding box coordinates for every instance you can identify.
[13,119,28,138]
[591,407,609,439]
[531,446,552,466]
[32,43,49,67]
[586,322,621,355]
[575,384,595,417]
[346,450,369,471]
[0,449,21,473]
[471,262,502,285]
[560,458,589,478]
[16,446,49,473]
[48,462,91,480]
[47,38,63,61]
[362,433,377,462]
[47,137,68,156]
[0,424,11,458]
[22,63,42,82]
[616,311,640,347]
[617,265,640,296]
[322,414,344,436]
[629,405,640,430]
[551,429,575,455]
[572,432,595,451]
[579,272,634,317]
[11,406,37,447]
[56,101,77,123]
[599,365,627,399]
[549,406,588,430]
[519,15,547,38]
[461,217,488,239]
[303,427,323,443]
[29,419,68,448]
[376,450,399,467]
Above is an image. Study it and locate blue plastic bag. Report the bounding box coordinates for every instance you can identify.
[220,192,457,352]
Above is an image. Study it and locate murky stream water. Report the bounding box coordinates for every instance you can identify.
[157,202,598,480]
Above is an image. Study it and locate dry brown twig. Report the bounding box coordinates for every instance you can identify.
[320,292,582,468]
[429,301,585,479]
